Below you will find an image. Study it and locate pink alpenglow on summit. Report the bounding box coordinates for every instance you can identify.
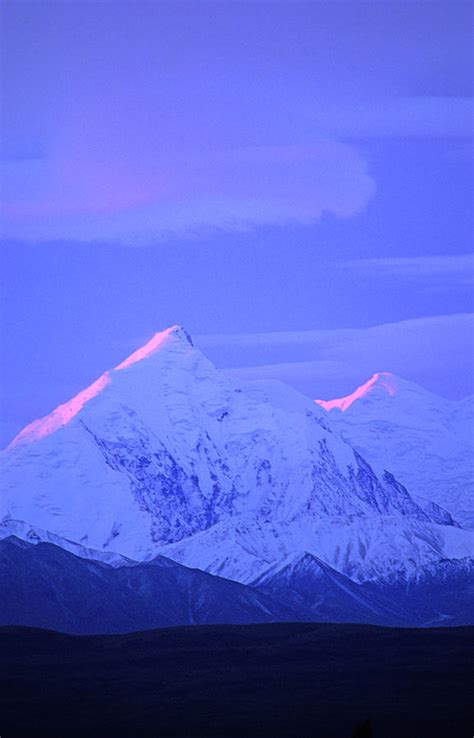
[8,373,112,449]
[315,372,398,412]
[115,325,189,370]
[7,326,190,450]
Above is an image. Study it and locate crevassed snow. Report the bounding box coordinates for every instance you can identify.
[1,328,472,585]
[316,372,474,527]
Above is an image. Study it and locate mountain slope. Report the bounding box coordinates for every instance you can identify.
[158,511,473,584]
[249,551,408,625]
[0,518,134,567]
[0,536,301,633]
[361,557,474,626]
[315,372,474,527]
[1,328,471,598]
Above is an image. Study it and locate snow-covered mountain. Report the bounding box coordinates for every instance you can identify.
[1,327,473,610]
[0,518,134,567]
[361,556,474,627]
[2,530,472,630]
[315,372,474,528]
[249,551,408,625]
[158,512,473,585]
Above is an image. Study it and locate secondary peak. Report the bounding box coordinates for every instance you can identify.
[315,372,398,412]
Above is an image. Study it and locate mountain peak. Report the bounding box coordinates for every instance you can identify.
[315,372,398,412]
[115,325,194,370]
[7,325,195,449]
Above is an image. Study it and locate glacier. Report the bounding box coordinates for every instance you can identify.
[315,371,474,528]
[1,325,473,625]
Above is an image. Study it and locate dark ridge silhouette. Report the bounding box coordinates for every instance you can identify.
[3,536,473,633]
[0,536,301,632]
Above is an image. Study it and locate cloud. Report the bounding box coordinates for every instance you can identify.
[196,313,474,400]
[0,139,375,245]
[338,254,474,286]
[3,95,471,245]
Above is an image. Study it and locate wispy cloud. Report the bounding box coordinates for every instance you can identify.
[196,313,474,400]
[0,139,375,245]
[338,254,474,286]
[2,96,471,245]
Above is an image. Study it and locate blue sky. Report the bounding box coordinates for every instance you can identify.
[1,0,473,447]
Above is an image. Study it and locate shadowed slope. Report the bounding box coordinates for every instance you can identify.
[0,537,299,633]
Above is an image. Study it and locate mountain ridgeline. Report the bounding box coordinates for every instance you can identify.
[1,326,473,631]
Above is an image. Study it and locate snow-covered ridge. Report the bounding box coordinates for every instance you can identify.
[8,325,192,449]
[315,371,398,412]
[0,518,136,567]
[1,326,472,588]
[316,372,474,528]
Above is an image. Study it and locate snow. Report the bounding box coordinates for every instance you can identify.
[315,372,398,412]
[0,518,135,567]
[1,327,472,588]
[158,512,474,585]
[316,372,474,527]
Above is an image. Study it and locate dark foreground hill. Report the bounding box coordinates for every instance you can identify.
[1,623,472,738]
[0,536,300,632]
[3,536,473,632]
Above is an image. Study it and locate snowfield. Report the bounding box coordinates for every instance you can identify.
[1,326,473,614]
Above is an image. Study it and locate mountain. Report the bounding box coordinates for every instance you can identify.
[1,327,472,597]
[157,511,473,585]
[250,548,474,627]
[0,518,134,567]
[0,536,301,633]
[3,534,472,631]
[249,551,408,626]
[361,557,474,627]
[315,372,474,528]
